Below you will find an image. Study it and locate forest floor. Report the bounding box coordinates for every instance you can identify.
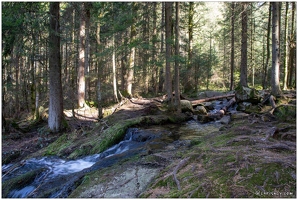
[2,91,296,198]
[2,97,164,164]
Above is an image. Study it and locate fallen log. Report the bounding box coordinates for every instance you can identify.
[191,93,235,106]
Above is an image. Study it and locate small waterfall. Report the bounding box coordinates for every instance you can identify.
[2,128,154,198]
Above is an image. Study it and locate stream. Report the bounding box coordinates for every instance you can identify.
[2,101,234,198]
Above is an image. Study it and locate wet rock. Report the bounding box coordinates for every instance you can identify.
[237,102,252,111]
[203,102,214,110]
[197,115,210,123]
[194,106,207,115]
[219,115,231,124]
[230,112,249,120]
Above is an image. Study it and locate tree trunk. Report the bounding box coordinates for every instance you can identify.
[152,2,158,95]
[48,2,64,132]
[230,2,235,91]
[240,2,248,87]
[96,21,103,119]
[85,3,91,102]
[184,2,194,93]
[283,2,289,90]
[34,60,40,120]
[263,3,271,89]
[271,2,282,96]
[112,35,118,102]
[288,2,296,88]
[78,3,86,108]
[165,2,173,103]
[127,2,137,98]
[158,2,165,93]
[174,2,181,113]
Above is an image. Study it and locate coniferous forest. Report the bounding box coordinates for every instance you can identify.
[2,2,297,198]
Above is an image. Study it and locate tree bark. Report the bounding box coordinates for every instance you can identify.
[112,35,118,102]
[96,21,103,119]
[230,2,235,91]
[78,3,86,108]
[127,2,137,98]
[174,2,181,113]
[263,3,271,89]
[271,2,282,96]
[283,2,289,90]
[240,2,248,87]
[288,2,296,88]
[165,2,173,103]
[158,2,165,93]
[152,2,158,95]
[48,2,64,132]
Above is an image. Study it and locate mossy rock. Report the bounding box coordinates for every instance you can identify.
[180,100,193,113]
[91,114,191,155]
[235,86,260,103]
[2,168,46,197]
[194,106,207,115]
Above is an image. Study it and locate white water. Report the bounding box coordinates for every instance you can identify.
[3,128,141,198]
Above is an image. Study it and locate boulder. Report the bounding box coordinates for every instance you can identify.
[180,100,193,113]
[235,86,260,103]
[203,102,214,110]
[197,115,210,123]
[194,106,207,115]
[219,115,231,124]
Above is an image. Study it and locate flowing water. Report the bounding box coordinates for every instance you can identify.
[2,100,233,198]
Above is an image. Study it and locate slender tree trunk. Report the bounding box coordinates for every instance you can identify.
[283,2,289,90]
[14,47,20,115]
[184,2,194,93]
[127,2,137,98]
[158,2,165,93]
[165,2,173,103]
[250,4,255,87]
[240,2,248,87]
[85,3,91,102]
[96,21,103,119]
[174,2,181,113]
[78,3,86,108]
[48,2,64,132]
[35,60,40,120]
[230,2,235,91]
[271,2,282,96]
[112,35,118,102]
[288,2,296,88]
[152,2,158,95]
[263,3,271,89]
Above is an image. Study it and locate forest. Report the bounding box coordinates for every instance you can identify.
[2,2,296,130]
[1,2,297,198]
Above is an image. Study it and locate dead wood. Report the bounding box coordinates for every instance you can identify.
[269,95,277,109]
[191,94,235,106]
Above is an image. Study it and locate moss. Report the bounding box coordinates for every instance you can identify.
[43,134,72,156]
[2,168,45,197]
[90,114,190,154]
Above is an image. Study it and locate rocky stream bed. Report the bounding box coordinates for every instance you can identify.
[2,91,296,198]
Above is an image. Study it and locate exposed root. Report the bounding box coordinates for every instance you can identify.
[172,157,190,190]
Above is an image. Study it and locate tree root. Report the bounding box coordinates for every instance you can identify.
[172,157,190,191]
